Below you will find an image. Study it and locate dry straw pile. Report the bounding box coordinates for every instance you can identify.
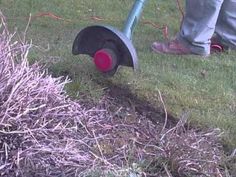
[0,13,226,177]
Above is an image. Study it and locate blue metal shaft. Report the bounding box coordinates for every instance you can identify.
[123,0,147,39]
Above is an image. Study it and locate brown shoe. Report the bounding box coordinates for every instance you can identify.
[151,39,192,55]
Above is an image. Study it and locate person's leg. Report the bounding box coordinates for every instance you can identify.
[215,0,236,49]
[178,0,224,55]
[152,0,224,56]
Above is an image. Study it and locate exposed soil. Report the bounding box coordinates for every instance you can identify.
[105,84,178,128]
[77,82,224,177]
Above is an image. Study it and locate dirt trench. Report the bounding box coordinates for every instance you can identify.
[104,84,178,129]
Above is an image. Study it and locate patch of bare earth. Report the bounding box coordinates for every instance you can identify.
[0,13,229,177]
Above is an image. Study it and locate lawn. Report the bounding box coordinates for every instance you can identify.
[1,0,235,152]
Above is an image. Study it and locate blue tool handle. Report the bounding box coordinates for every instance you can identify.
[123,0,147,39]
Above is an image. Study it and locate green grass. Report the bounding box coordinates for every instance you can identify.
[1,0,236,150]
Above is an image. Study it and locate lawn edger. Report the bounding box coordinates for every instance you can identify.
[72,0,147,75]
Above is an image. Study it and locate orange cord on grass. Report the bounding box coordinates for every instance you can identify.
[8,0,185,41]
[22,0,223,53]
[30,12,171,40]
[175,0,184,20]
[31,12,71,22]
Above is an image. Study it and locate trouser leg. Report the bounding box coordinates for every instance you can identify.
[215,0,236,49]
[177,0,223,56]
